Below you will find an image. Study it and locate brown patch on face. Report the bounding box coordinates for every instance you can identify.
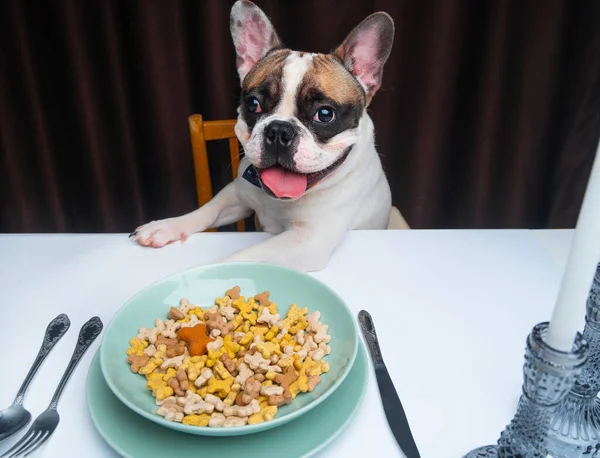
[303,53,365,106]
[294,53,366,143]
[242,49,290,92]
[240,49,290,131]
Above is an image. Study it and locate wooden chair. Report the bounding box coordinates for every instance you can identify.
[188,114,245,232]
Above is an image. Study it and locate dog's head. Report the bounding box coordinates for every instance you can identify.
[230,0,394,200]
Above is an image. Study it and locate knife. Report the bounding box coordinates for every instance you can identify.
[358,310,421,458]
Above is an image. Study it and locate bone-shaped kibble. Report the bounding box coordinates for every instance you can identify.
[224,399,260,417]
[256,341,280,359]
[252,334,264,346]
[213,360,232,380]
[244,352,270,372]
[281,304,308,330]
[264,325,279,341]
[206,339,223,352]
[302,336,318,355]
[314,328,331,344]
[139,356,163,375]
[178,298,196,315]
[204,393,226,412]
[167,307,185,321]
[207,376,234,397]
[220,301,237,321]
[205,311,235,337]
[306,311,331,343]
[309,342,331,361]
[224,389,238,407]
[194,368,213,388]
[307,375,321,392]
[236,375,262,406]
[276,327,288,340]
[160,349,188,370]
[160,319,181,339]
[248,405,278,425]
[144,344,157,357]
[289,374,309,399]
[235,362,254,385]
[257,307,280,327]
[266,365,282,373]
[127,354,149,373]
[127,338,148,356]
[253,291,271,307]
[300,357,330,377]
[183,356,206,382]
[223,334,241,358]
[180,314,201,329]
[167,368,190,396]
[225,286,241,300]
[260,384,284,396]
[221,352,237,375]
[208,413,248,428]
[137,319,166,344]
[182,413,211,427]
[224,416,248,427]
[232,297,256,324]
[156,396,184,422]
[306,311,320,331]
[178,391,215,415]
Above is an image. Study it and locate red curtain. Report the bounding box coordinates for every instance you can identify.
[1,0,599,232]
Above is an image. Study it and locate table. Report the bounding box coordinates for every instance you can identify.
[0,229,576,457]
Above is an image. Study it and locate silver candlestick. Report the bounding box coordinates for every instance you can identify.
[464,322,588,458]
[546,263,600,458]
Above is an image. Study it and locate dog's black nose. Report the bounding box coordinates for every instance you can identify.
[264,121,297,149]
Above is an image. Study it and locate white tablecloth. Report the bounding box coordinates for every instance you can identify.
[0,229,576,457]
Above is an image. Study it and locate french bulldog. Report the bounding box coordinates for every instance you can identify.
[131,0,409,272]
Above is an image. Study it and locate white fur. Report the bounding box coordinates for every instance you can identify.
[277,53,313,116]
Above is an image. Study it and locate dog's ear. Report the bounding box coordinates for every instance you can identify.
[230,0,283,84]
[334,12,395,102]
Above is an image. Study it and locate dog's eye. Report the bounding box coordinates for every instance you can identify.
[313,106,335,123]
[247,97,262,113]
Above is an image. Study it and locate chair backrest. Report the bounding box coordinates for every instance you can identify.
[188,114,245,232]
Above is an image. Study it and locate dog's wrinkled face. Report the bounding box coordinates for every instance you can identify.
[230,0,394,200]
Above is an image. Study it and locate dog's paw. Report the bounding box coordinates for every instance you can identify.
[130,218,190,248]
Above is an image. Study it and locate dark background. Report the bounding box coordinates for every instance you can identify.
[1,0,600,233]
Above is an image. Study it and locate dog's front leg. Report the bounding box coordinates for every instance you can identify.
[132,181,252,248]
[218,226,345,273]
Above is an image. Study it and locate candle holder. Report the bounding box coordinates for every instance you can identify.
[546,264,600,458]
[463,322,587,458]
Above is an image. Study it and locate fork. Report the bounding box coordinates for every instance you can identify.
[1,316,103,458]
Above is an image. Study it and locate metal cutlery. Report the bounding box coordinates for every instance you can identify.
[358,310,421,458]
[0,314,71,442]
[1,316,103,457]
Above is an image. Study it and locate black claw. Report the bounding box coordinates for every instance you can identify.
[129,230,138,238]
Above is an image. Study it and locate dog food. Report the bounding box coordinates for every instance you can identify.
[126,288,332,427]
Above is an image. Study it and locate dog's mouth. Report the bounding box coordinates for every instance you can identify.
[257,147,352,200]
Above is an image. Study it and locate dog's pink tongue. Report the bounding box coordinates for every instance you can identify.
[260,167,307,198]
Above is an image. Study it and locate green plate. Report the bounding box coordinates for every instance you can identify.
[87,343,368,458]
[99,262,358,436]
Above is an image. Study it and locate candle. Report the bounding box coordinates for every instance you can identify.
[546,139,600,352]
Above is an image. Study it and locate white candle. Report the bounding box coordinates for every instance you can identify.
[546,139,600,352]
